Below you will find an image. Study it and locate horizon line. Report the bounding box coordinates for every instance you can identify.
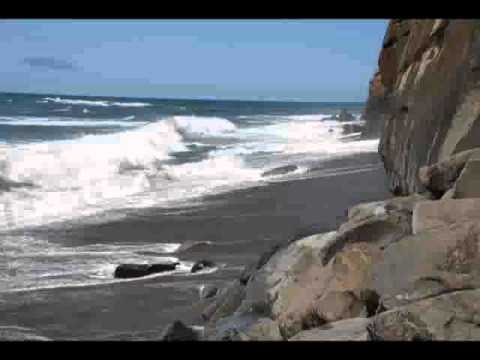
[0,90,367,104]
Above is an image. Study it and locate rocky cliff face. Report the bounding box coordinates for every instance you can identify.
[363,19,480,195]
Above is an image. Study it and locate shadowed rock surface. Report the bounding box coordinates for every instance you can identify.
[160,321,201,341]
[114,262,179,279]
[290,317,370,341]
[363,20,480,195]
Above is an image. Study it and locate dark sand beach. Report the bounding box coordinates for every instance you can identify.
[0,152,390,340]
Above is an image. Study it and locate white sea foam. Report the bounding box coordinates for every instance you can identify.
[0,116,260,229]
[172,115,237,137]
[41,97,152,108]
[110,101,152,107]
[0,113,377,231]
[0,233,193,293]
[0,116,147,127]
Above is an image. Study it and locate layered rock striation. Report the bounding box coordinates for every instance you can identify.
[363,19,480,195]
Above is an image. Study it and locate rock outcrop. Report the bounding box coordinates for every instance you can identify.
[200,157,480,340]
[363,20,480,195]
[184,19,480,342]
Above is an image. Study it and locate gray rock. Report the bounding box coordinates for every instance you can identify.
[369,289,480,340]
[363,20,480,194]
[372,221,480,309]
[206,315,283,341]
[453,151,480,198]
[239,242,284,286]
[412,198,480,234]
[200,285,218,300]
[160,321,200,341]
[201,280,246,323]
[418,149,479,197]
[322,208,411,266]
[177,241,213,253]
[289,317,370,341]
[237,231,337,319]
[191,259,215,273]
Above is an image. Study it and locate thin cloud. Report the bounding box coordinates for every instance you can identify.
[22,57,79,71]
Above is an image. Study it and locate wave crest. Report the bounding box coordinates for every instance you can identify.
[41,97,152,108]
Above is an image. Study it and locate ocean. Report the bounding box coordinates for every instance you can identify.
[0,92,387,340]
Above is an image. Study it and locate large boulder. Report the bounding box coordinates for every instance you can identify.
[239,242,284,286]
[372,221,480,309]
[236,231,338,318]
[232,197,417,339]
[289,317,370,341]
[201,280,246,323]
[418,148,479,197]
[277,241,382,338]
[453,150,480,198]
[114,262,179,279]
[321,198,414,266]
[369,289,480,340]
[412,198,480,234]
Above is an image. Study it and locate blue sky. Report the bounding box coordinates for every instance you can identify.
[0,20,387,101]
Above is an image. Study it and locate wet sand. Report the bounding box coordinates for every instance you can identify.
[0,152,391,340]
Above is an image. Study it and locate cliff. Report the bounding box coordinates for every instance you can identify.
[162,20,480,342]
[363,19,480,195]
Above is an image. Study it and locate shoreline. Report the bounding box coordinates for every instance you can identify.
[0,151,390,340]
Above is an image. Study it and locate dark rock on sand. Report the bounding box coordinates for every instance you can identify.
[191,259,215,273]
[261,165,298,178]
[160,320,200,341]
[114,262,179,279]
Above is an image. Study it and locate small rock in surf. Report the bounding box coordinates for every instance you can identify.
[191,260,216,273]
[114,262,179,279]
[261,165,298,178]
